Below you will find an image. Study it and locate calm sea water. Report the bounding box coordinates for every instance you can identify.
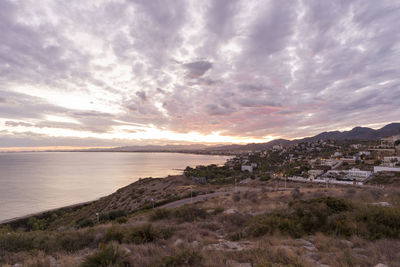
[0,152,230,221]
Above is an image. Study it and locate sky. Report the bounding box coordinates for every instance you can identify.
[1,0,400,148]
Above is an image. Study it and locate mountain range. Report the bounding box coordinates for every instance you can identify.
[79,122,400,153]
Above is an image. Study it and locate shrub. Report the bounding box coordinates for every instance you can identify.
[291,187,302,199]
[77,218,94,228]
[356,205,400,240]
[156,250,202,267]
[248,197,354,238]
[104,227,125,244]
[232,192,241,202]
[128,224,158,244]
[99,210,126,222]
[80,244,131,267]
[172,206,207,222]
[150,209,171,221]
[116,217,128,224]
[56,230,97,252]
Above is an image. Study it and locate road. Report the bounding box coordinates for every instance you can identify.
[159,186,289,209]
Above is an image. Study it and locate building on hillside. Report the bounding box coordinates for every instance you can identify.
[332,152,343,158]
[308,169,324,179]
[380,135,400,148]
[374,166,400,173]
[345,168,372,180]
[351,144,362,149]
[241,165,253,172]
[190,176,207,184]
[382,157,400,167]
[370,148,396,159]
[273,145,283,151]
[358,151,371,156]
[340,156,357,165]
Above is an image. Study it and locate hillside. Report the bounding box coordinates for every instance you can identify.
[1,175,399,266]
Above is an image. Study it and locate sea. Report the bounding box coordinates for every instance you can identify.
[0,152,230,222]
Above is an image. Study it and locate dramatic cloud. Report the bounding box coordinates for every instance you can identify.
[1,0,400,147]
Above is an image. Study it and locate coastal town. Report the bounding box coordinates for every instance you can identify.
[187,135,400,188]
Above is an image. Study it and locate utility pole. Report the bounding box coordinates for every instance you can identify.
[151,198,154,209]
[190,187,193,204]
[234,178,237,193]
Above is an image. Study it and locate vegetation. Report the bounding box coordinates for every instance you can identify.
[99,210,126,222]
[154,250,202,267]
[248,196,400,240]
[184,164,242,184]
[150,205,208,223]
[81,244,131,267]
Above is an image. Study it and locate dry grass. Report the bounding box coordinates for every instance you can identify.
[2,180,400,267]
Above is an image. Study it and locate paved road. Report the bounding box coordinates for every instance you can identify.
[159,186,290,209]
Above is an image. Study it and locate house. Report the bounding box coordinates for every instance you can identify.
[241,165,253,172]
[380,135,400,148]
[358,151,371,156]
[190,176,206,184]
[374,166,400,173]
[332,152,343,158]
[340,156,357,165]
[308,169,324,179]
[273,145,283,151]
[345,168,372,180]
[351,144,362,149]
[383,156,400,167]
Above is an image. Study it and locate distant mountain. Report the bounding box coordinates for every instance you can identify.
[76,122,400,153]
[204,122,400,152]
[206,139,291,151]
[300,123,400,142]
[84,144,209,152]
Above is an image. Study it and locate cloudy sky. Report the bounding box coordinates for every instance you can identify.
[1,0,399,148]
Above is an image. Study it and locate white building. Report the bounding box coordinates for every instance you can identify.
[383,156,400,166]
[241,165,253,172]
[374,166,400,173]
[332,152,343,158]
[358,151,371,156]
[273,145,283,151]
[308,169,324,179]
[346,168,372,180]
[351,144,362,149]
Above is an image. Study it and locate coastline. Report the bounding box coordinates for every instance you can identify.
[0,199,97,225]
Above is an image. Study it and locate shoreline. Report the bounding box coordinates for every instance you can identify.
[0,150,236,156]
[0,199,98,225]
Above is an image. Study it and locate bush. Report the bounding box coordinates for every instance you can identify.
[156,250,202,267]
[356,205,400,240]
[56,230,97,252]
[116,217,128,224]
[259,173,271,182]
[128,224,160,244]
[81,244,131,267]
[172,206,207,222]
[99,210,126,222]
[248,197,354,238]
[77,218,94,228]
[150,209,171,221]
[232,192,241,202]
[104,227,125,244]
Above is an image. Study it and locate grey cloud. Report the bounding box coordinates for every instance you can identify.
[5,121,34,127]
[136,91,147,101]
[183,61,213,78]
[1,0,400,143]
